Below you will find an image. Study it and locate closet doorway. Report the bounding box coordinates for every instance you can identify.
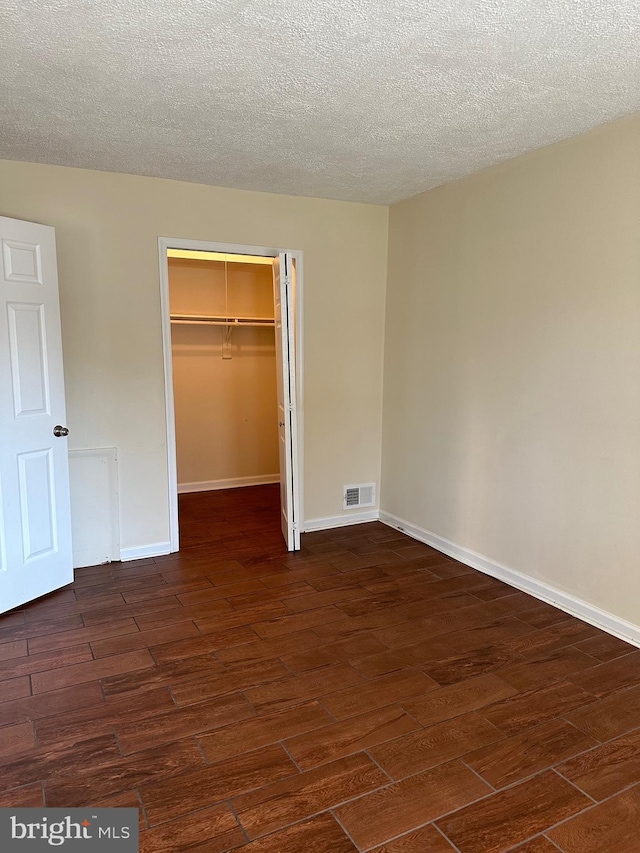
[158,238,303,553]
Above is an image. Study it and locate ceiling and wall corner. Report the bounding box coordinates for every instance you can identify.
[1,1,640,204]
[2,2,640,633]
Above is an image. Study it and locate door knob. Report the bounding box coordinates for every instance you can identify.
[279,421,285,427]
[53,425,69,437]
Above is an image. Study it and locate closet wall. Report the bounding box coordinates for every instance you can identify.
[169,257,279,491]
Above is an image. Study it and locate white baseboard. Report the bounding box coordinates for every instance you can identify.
[304,510,380,532]
[178,475,280,494]
[379,510,640,649]
[119,542,172,562]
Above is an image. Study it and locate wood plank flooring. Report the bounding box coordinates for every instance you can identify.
[1,484,640,852]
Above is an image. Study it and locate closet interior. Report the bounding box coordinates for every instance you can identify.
[168,250,280,538]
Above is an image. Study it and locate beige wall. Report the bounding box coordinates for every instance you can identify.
[0,160,388,550]
[169,258,279,487]
[382,114,640,624]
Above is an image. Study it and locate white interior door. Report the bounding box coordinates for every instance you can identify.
[272,252,300,550]
[0,216,73,613]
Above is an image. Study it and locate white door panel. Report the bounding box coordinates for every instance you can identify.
[272,252,300,551]
[0,216,73,612]
[2,239,43,284]
[18,448,57,561]
[8,302,50,416]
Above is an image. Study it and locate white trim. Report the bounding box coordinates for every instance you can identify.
[158,237,305,553]
[293,252,305,545]
[178,475,279,494]
[158,240,179,552]
[379,510,640,649]
[119,541,171,562]
[304,510,380,532]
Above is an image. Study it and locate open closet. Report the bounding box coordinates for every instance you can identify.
[163,245,301,552]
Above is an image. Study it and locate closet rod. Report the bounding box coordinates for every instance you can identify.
[170,314,275,327]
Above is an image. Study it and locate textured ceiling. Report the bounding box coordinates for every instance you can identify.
[1,1,640,204]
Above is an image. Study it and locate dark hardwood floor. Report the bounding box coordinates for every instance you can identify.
[1,484,640,851]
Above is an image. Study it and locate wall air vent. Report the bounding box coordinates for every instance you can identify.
[343,483,376,510]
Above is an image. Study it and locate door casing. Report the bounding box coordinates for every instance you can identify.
[157,237,304,552]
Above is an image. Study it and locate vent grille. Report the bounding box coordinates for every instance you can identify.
[343,483,376,510]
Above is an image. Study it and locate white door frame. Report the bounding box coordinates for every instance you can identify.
[157,236,304,552]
